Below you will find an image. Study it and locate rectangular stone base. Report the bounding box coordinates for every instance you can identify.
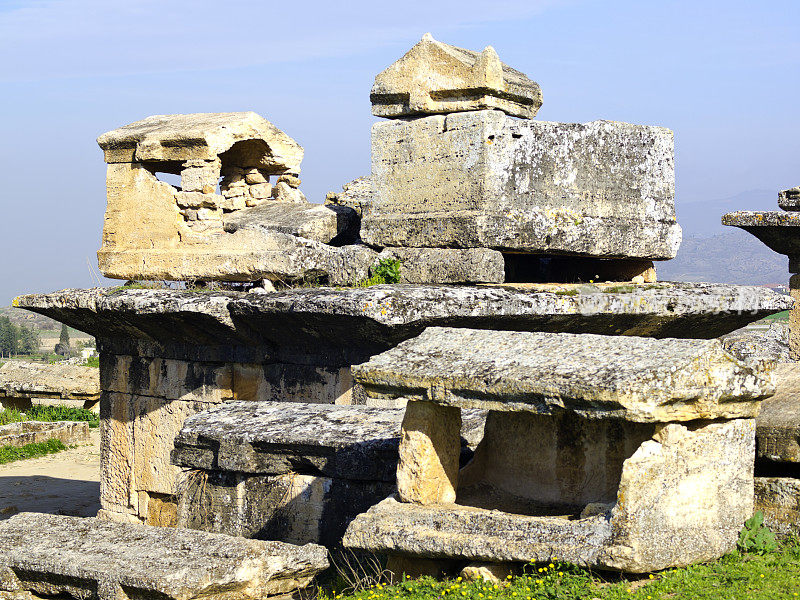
[0,421,90,448]
[755,476,800,538]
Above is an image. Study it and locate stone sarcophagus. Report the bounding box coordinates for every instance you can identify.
[343,328,774,573]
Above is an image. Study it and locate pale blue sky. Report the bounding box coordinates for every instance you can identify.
[1,0,798,302]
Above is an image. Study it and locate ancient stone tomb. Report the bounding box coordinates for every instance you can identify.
[343,328,773,573]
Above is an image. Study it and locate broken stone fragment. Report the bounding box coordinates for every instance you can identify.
[272,181,307,203]
[364,110,681,259]
[371,33,542,120]
[377,247,504,284]
[276,174,301,188]
[0,361,100,403]
[352,327,774,422]
[247,182,272,199]
[174,191,222,209]
[778,186,800,211]
[180,159,221,193]
[459,562,516,583]
[754,477,800,538]
[244,168,268,184]
[0,512,328,600]
[325,176,374,218]
[223,202,358,244]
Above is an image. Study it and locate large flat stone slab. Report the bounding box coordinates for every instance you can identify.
[757,362,800,462]
[172,401,486,481]
[371,34,542,120]
[15,283,792,365]
[0,513,328,600]
[97,112,303,171]
[353,327,774,422]
[363,110,680,259]
[0,361,100,402]
[223,202,358,244]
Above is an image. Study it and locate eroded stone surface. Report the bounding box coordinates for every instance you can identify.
[754,477,800,537]
[371,34,542,120]
[377,248,504,284]
[353,327,774,422]
[722,322,793,364]
[364,110,680,259]
[223,202,358,244]
[325,176,374,218]
[0,361,100,402]
[15,284,792,366]
[344,419,755,573]
[172,401,486,481]
[0,512,328,600]
[97,112,303,171]
[756,362,800,462]
[177,470,394,547]
[397,401,461,504]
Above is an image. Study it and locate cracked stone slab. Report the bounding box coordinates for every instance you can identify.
[0,361,100,401]
[0,421,90,448]
[756,362,800,462]
[353,327,774,422]
[371,33,542,120]
[377,247,505,284]
[172,401,486,481]
[363,110,680,259]
[0,513,328,600]
[14,283,793,365]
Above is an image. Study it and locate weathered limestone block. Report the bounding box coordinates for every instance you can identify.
[754,477,800,537]
[353,328,774,422]
[344,419,756,573]
[459,563,516,583]
[180,159,221,193]
[99,392,216,522]
[756,362,800,462]
[176,470,394,547]
[377,248,504,284]
[0,421,90,448]
[722,321,793,364]
[0,513,328,600]
[272,181,306,203]
[778,186,800,211]
[397,401,462,504]
[97,112,303,171]
[223,202,359,244]
[172,401,486,480]
[0,361,100,404]
[363,110,680,259]
[325,176,374,218]
[371,33,542,120]
[792,274,800,360]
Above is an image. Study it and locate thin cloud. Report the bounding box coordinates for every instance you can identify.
[0,0,568,82]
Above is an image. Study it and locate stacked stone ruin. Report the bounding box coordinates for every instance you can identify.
[723,189,800,537]
[3,33,798,597]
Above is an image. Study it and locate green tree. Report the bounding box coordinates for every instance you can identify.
[54,323,71,357]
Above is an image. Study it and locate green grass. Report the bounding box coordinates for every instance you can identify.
[762,310,790,322]
[0,405,99,428]
[322,542,800,600]
[0,438,67,464]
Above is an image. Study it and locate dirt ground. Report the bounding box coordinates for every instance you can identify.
[0,429,100,520]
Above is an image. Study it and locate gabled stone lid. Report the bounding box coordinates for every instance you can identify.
[352,327,775,422]
[97,111,303,173]
[371,33,542,119]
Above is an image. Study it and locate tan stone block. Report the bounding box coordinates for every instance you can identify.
[132,395,216,497]
[272,181,307,204]
[144,492,178,527]
[180,159,220,193]
[397,400,461,504]
[232,364,265,401]
[790,274,800,360]
[245,168,268,184]
[248,182,272,199]
[276,174,301,188]
[174,191,221,209]
[99,393,135,513]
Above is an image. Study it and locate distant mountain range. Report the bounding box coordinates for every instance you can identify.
[659,189,790,285]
